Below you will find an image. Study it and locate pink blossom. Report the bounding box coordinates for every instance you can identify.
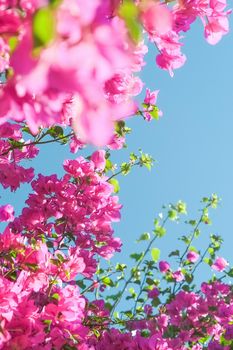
[0,204,14,222]
[91,150,106,171]
[159,260,170,273]
[107,135,125,150]
[156,48,186,77]
[144,88,159,105]
[148,286,159,299]
[172,269,185,281]
[187,251,199,263]
[212,257,229,271]
[144,304,153,315]
[204,16,229,45]
[140,2,173,35]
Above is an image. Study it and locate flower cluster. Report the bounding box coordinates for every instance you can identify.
[0,151,123,348]
[0,122,38,191]
[0,0,145,145]
[93,281,233,350]
[0,0,230,144]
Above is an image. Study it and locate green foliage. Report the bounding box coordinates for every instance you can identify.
[109,178,120,193]
[8,36,19,53]
[151,247,160,262]
[139,151,154,170]
[33,7,56,49]
[136,232,150,242]
[115,121,131,138]
[121,162,131,175]
[77,194,228,339]
[118,0,141,43]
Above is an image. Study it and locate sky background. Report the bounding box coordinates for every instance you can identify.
[2,15,233,288]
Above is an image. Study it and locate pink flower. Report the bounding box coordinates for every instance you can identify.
[148,286,159,299]
[187,251,199,263]
[144,304,153,315]
[140,2,173,35]
[156,48,186,77]
[91,150,106,171]
[0,204,14,222]
[212,257,229,271]
[144,88,159,105]
[107,135,125,150]
[172,270,185,282]
[204,16,229,45]
[159,260,170,273]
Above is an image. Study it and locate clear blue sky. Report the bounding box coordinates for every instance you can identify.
[2,16,233,284]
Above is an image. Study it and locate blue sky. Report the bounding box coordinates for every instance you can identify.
[2,15,233,286]
[115,16,233,275]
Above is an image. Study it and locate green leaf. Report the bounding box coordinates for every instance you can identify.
[168,250,180,257]
[146,277,154,285]
[151,248,160,262]
[150,106,159,120]
[128,287,137,297]
[130,252,144,262]
[130,152,138,162]
[136,232,150,242]
[33,7,56,49]
[176,201,187,214]
[121,162,131,175]
[115,121,126,136]
[76,280,86,290]
[49,0,62,7]
[8,36,19,53]
[47,126,64,138]
[168,209,177,221]
[141,329,150,338]
[139,152,154,170]
[154,226,166,238]
[105,159,114,171]
[151,297,160,307]
[185,273,193,284]
[203,257,213,266]
[115,263,126,271]
[189,219,197,226]
[51,293,60,300]
[118,0,141,43]
[102,277,114,287]
[109,178,120,193]
[9,140,24,150]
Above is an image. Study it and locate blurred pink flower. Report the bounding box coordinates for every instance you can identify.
[187,251,199,263]
[212,257,229,271]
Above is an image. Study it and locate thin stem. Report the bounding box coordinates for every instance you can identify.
[110,215,169,317]
[81,271,117,295]
[0,132,74,157]
[179,203,211,265]
[132,264,150,316]
[107,161,140,182]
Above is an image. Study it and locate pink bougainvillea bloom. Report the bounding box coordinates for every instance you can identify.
[204,16,229,45]
[156,48,186,77]
[107,135,125,150]
[172,269,185,282]
[148,286,159,298]
[0,204,14,222]
[144,88,159,105]
[212,257,229,271]
[159,260,170,273]
[187,251,199,263]
[144,304,153,315]
[141,2,173,35]
[91,150,106,171]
